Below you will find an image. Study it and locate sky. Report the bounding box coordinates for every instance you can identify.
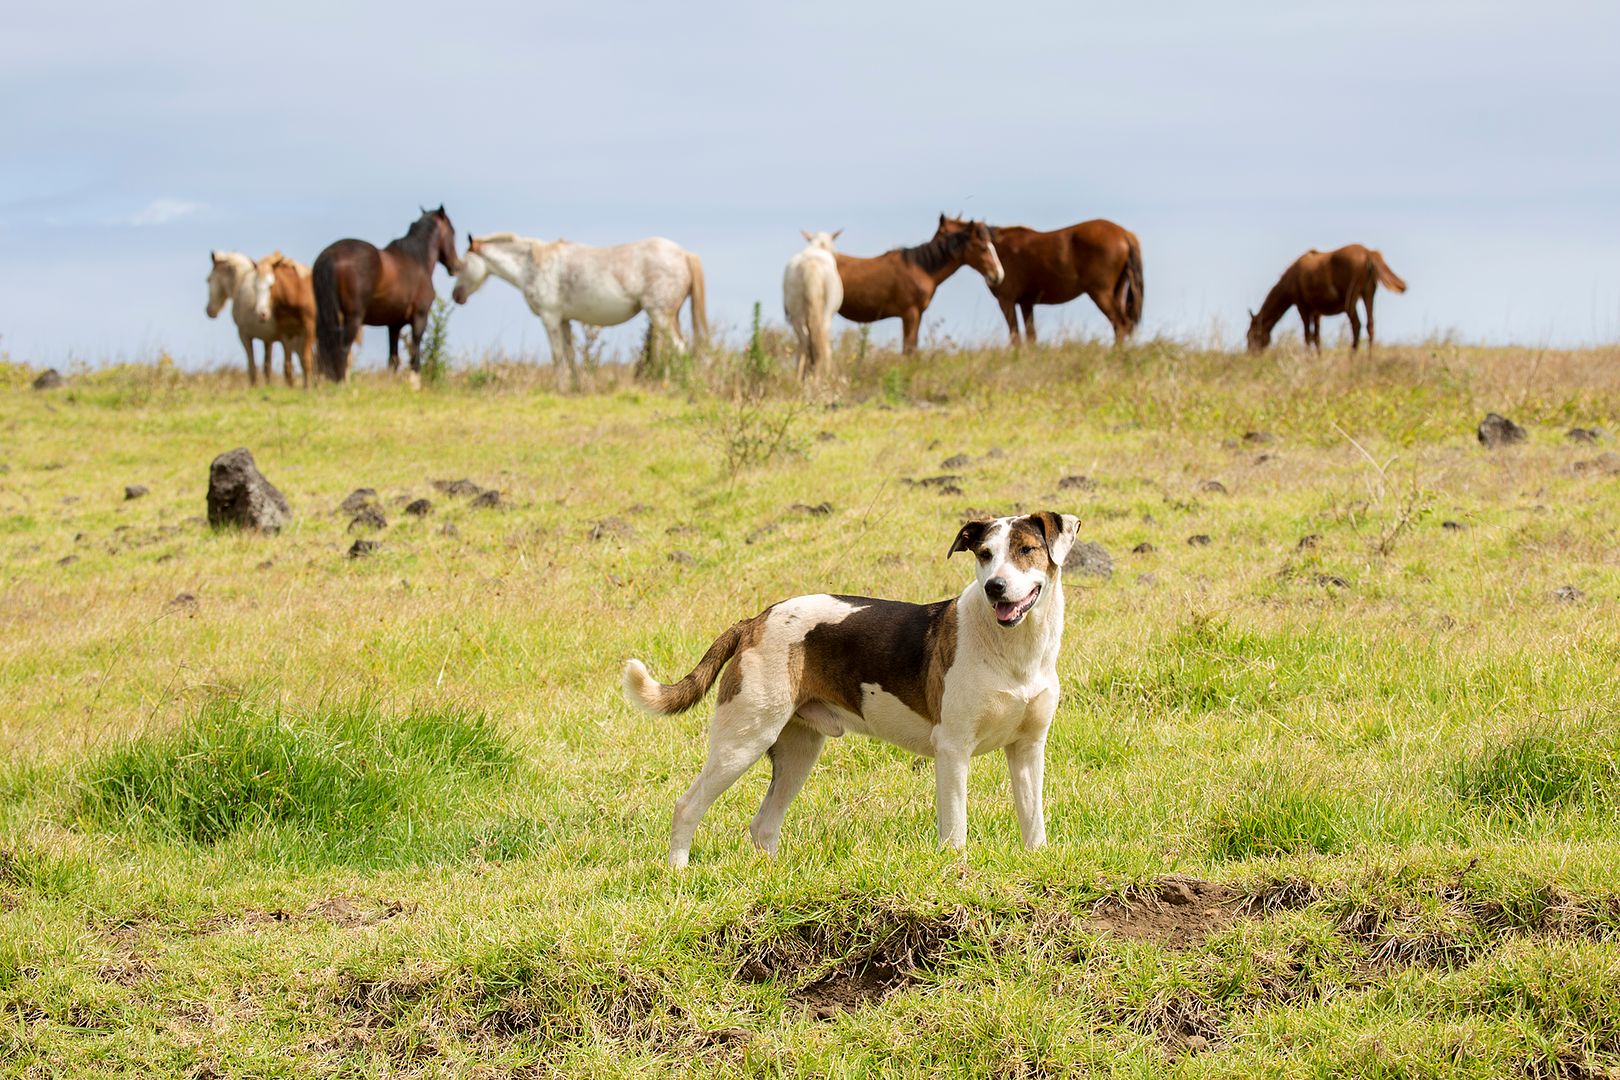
[2,1,1617,369]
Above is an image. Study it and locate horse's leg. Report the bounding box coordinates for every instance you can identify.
[1092,291,1127,345]
[901,310,921,355]
[1299,310,1313,351]
[238,329,258,386]
[1365,289,1376,352]
[1020,302,1038,346]
[997,298,1020,347]
[386,326,402,373]
[410,313,427,372]
[541,316,570,372]
[1346,301,1362,352]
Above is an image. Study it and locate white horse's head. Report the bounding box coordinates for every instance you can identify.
[800,229,842,252]
[451,243,489,305]
[205,251,235,318]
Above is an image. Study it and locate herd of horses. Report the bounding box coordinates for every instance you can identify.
[205,206,1406,385]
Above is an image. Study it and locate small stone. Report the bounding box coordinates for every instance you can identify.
[57,554,78,567]
[124,485,149,501]
[1131,542,1155,555]
[1567,427,1608,444]
[940,454,972,469]
[790,502,833,516]
[432,478,483,497]
[1136,572,1158,586]
[338,488,378,515]
[347,539,379,559]
[404,498,432,516]
[1064,541,1113,578]
[1197,479,1228,495]
[1314,573,1350,588]
[32,369,65,390]
[745,523,780,544]
[1441,520,1465,531]
[1241,431,1276,446]
[668,550,695,565]
[348,505,387,532]
[469,489,503,510]
[1297,534,1321,550]
[439,523,459,538]
[256,560,275,570]
[907,475,962,488]
[168,592,197,608]
[1187,534,1212,547]
[589,517,635,542]
[1553,585,1585,604]
[816,430,838,443]
[1477,412,1526,448]
[1159,879,1198,906]
[1057,475,1096,492]
[939,484,963,496]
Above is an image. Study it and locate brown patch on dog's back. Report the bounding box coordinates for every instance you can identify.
[797,597,957,724]
[715,609,773,706]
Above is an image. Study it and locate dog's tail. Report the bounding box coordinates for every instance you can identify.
[622,620,745,715]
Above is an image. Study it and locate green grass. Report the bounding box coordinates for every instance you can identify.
[2,336,1620,1076]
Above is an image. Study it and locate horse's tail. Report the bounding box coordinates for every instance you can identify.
[1124,232,1145,331]
[1369,250,1407,293]
[312,251,345,382]
[684,252,709,348]
[621,620,747,715]
[805,267,832,376]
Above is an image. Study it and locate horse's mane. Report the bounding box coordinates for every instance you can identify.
[474,231,524,245]
[897,227,973,273]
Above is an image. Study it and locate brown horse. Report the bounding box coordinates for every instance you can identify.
[940,217,1142,345]
[834,215,1003,354]
[1247,245,1407,353]
[312,206,460,381]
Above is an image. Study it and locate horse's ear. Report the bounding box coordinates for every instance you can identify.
[1247,308,1256,319]
[938,212,947,227]
[801,229,813,242]
[832,229,843,241]
[210,250,219,264]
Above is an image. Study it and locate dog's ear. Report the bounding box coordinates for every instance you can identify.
[947,517,993,558]
[1030,511,1081,568]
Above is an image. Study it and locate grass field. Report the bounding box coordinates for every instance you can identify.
[3,337,1620,1077]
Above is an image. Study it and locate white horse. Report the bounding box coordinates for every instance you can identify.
[450,232,707,372]
[784,230,844,379]
[205,251,281,385]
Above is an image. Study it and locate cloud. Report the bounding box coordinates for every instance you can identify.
[127,198,205,227]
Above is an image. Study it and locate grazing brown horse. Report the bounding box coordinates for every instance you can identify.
[312,206,461,381]
[943,217,1143,345]
[834,215,1004,354]
[1247,245,1407,353]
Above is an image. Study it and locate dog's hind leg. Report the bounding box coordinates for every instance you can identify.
[670,702,789,869]
[749,720,826,856]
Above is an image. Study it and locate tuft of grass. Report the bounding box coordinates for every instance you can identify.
[1208,778,1346,859]
[1449,730,1620,816]
[417,299,454,385]
[75,696,518,865]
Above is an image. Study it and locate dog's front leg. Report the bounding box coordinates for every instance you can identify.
[933,740,973,850]
[1005,737,1047,849]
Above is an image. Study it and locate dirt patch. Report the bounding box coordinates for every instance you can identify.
[305,895,408,928]
[1128,991,1225,1054]
[1088,876,1238,949]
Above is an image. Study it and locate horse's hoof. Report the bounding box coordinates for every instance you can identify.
[407,372,421,392]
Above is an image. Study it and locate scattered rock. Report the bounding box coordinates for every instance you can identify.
[124,484,149,501]
[1057,475,1097,492]
[206,448,290,534]
[346,539,379,559]
[1064,541,1113,578]
[790,501,833,516]
[1131,542,1155,555]
[57,555,78,567]
[256,560,274,570]
[31,369,65,390]
[347,505,387,532]
[668,550,695,565]
[1441,520,1465,531]
[1241,431,1276,446]
[1553,585,1585,604]
[1197,480,1228,495]
[338,488,378,515]
[469,489,503,510]
[940,454,972,469]
[1477,412,1526,448]
[938,484,963,496]
[1136,572,1158,586]
[1297,534,1321,550]
[666,524,700,536]
[905,475,962,489]
[1570,452,1620,476]
[168,592,197,608]
[432,478,484,497]
[1313,573,1350,589]
[439,523,459,538]
[1566,427,1609,444]
[815,430,838,443]
[589,517,635,542]
[1254,452,1276,465]
[404,498,432,517]
[1187,534,1212,547]
[746,523,780,544]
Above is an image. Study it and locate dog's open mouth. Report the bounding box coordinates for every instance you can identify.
[994,584,1040,626]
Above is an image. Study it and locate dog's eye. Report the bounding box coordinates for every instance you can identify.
[1020,545,1038,556]
[975,550,990,561]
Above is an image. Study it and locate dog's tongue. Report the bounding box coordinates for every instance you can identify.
[995,600,1020,621]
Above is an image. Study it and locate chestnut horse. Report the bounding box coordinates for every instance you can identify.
[312,206,460,381]
[1247,245,1407,353]
[941,217,1143,345]
[834,215,1003,354]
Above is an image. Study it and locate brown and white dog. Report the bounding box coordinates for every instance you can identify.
[622,511,1080,867]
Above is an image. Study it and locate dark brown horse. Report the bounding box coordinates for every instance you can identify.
[1247,244,1407,353]
[312,206,461,381]
[941,216,1142,345]
[834,215,1004,354]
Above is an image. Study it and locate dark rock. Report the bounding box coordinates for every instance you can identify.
[168,592,197,608]
[347,539,379,559]
[1198,479,1228,495]
[1313,573,1350,589]
[1553,585,1585,604]
[1057,475,1097,492]
[816,430,838,443]
[1242,431,1276,446]
[1567,427,1609,444]
[667,550,695,565]
[57,555,78,567]
[256,560,274,570]
[1187,534,1212,547]
[206,448,290,534]
[938,484,964,496]
[1477,412,1526,448]
[589,517,635,542]
[1064,541,1113,578]
[469,489,503,510]
[1441,520,1465,531]
[907,475,963,488]
[32,369,65,390]
[348,505,387,532]
[439,523,459,538]
[124,485,149,501]
[940,454,972,469]
[1254,452,1276,465]
[1570,452,1620,476]
[432,478,484,497]
[338,488,378,515]
[1297,534,1321,550]
[745,523,780,545]
[404,498,433,517]
[1131,542,1156,555]
[790,501,833,516]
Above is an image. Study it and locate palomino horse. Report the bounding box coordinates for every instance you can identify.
[253,252,318,388]
[312,206,460,381]
[783,230,844,379]
[205,250,284,385]
[834,215,1003,354]
[1247,245,1407,353]
[940,216,1143,345]
[450,232,707,374]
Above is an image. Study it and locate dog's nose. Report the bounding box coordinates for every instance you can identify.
[985,576,1008,601]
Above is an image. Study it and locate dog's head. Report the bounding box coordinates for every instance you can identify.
[948,512,1081,627]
